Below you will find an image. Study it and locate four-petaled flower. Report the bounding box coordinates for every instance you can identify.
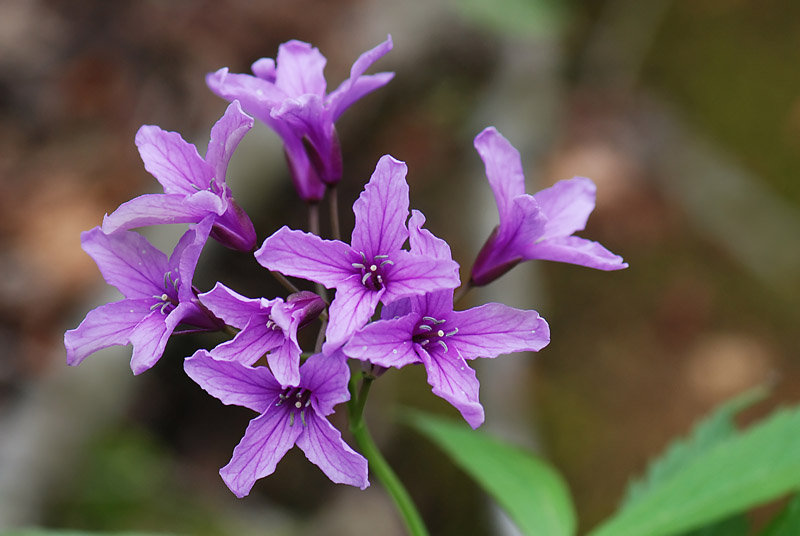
[65,217,219,374]
[470,127,628,286]
[102,101,257,252]
[184,349,368,497]
[344,211,550,428]
[199,284,325,388]
[207,36,394,201]
[255,155,460,351]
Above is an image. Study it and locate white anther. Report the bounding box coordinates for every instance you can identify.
[370,264,378,271]
[161,293,169,301]
[295,401,302,409]
[437,329,445,337]
[420,340,430,346]
[376,275,384,284]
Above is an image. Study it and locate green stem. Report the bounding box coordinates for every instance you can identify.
[349,376,429,536]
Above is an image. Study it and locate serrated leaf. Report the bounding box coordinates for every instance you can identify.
[623,386,767,507]
[589,403,800,536]
[760,494,800,536]
[404,410,576,536]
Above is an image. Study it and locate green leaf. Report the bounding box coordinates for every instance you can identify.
[404,410,576,536]
[589,402,800,536]
[761,494,800,536]
[1,531,173,536]
[683,515,748,536]
[623,386,767,507]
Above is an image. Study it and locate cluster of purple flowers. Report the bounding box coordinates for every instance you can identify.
[65,36,626,498]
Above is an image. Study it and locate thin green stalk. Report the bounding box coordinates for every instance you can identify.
[349,377,429,536]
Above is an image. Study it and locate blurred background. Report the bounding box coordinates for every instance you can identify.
[1,0,799,534]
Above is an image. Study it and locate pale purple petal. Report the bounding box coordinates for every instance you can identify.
[300,351,350,415]
[382,250,460,303]
[524,235,628,270]
[275,40,327,97]
[283,134,327,202]
[533,177,597,239]
[65,299,154,367]
[265,339,302,389]
[211,319,284,366]
[101,192,223,235]
[81,227,168,299]
[474,127,526,220]
[199,282,263,329]
[351,155,409,256]
[206,68,285,124]
[449,303,550,359]
[329,72,394,121]
[220,409,302,498]
[419,347,485,429]
[205,100,254,186]
[344,314,421,369]
[255,226,354,288]
[184,349,280,413]
[135,125,212,195]
[296,412,369,489]
[251,58,276,80]
[168,217,213,304]
[408,209,452,261]
[323,284,383,352]
[128,302,191,374]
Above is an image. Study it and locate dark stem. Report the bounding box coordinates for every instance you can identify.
[453,279,474,306]
[271,271,301,295]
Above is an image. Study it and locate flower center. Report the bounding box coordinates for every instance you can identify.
[352,251,394,291]
[275,386,312,427]
[150,271,180,315]
[412,316,458,353]
[265,314,281,331]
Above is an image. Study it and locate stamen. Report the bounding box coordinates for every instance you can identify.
[160,302,170,315]
[300,410,307,427]
[359,251,367,262]
[437,329,445,337]
[437,340,449,353]
[361,272,372,285]
[295,401,302,409]
[418,325,432,331]
[352,263,366,269]
[380,259,394,267]
[305,399,311,407]
[369,265,378,272]
[289,412,295,427]
[164,272,171,288]
[376,275,384,285]
[150,303,161,311]
[446,328,459,336]
[420,339,430,346]
[422,316,446,324]
[374,255,389,259]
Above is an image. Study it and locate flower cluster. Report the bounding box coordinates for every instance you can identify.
[65,36,626,498]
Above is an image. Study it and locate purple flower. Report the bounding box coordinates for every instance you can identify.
[207,36,394,200]
[470,127,628,286]
[65,217,219,375]
[102,101,257,252]
[199,283,325,388]
[344,211,549,428]
[255,155,460,351]
[184,349,368,497]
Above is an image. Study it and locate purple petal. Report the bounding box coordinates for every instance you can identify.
[533,176,597,239]
[408,209,452,261]
[283,135,327,202]
[524,235,628,270]
[64,299,154,367]
[184,349,280,413]
[449,303,550,359]
[474,127,526,220]
[199,282,264,329]
[265,339,302,389]
[275,40,327,97]
[344,314,421,369]
[220,409,302,498]
[128,302,191,374]
[251,58,276,81]
[81,227,168,299]
[135,125,213,195]
[323,283,383,352]
[296,412,369,489]
[300,351,350,415]
[328,35,393,120]
[206,68,285,125]
[382,250,460,303]
[255,226,354,289]
[101,192,223,235]
[171,217,213,304]
[205,100,254,187]
[211,319,284,366]
[351,155,409,257]
[419,347,485,429]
